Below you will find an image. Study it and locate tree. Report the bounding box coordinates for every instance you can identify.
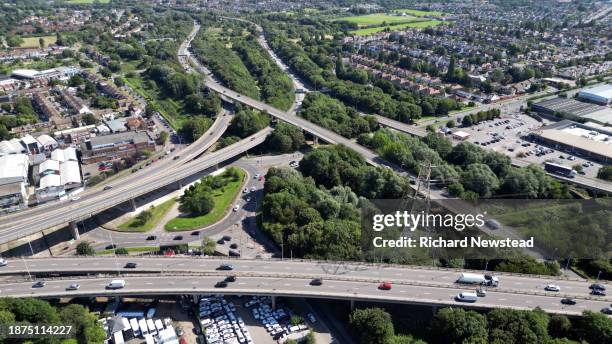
[597,166,612,181]
[430,308,488,343]
[115,248,129,255]
[60,304,106,344]
[460,163,500,197]
[0,124,10,140]
[202,237,216,256]
[135,209,153,226]
[82,113,97,125]
[99,67,112,78]
[549,315,572,339]
[445,55,456,82]
[76,242,95,256]
[348,308,395,344]
[179,117,212,142]
[178,181,215,215]
[158,131,169,145]
[39,37,45,48]
[579,311,612,344]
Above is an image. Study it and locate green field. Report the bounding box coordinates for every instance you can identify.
[19,36,56,48]
[392,9,445,17]
[336,13,419,27]
[349,20,443,35]
[117,198,176,232]
[165,168,246,231]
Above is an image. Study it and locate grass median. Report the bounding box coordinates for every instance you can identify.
[95,246,159,255]
[164,168,246,231]
[117,198,176,232]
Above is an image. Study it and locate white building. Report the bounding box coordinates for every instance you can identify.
[36,134,59,152]
[0,138,26,156]
[578,84,612,105]
[0,154,29,212]
[35,147,81,203]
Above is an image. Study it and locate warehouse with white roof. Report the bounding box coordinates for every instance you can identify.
[35,147,82,203]
[578,84,612,105]
[0,154,30,212]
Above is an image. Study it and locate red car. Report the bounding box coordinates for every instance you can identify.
[378,282,392,290]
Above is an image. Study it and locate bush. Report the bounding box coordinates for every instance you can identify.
[76,242,95,256]
[115,248,129,255]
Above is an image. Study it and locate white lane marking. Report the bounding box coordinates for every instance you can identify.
[499,298,507,301]
[423,292,431,295]
[283,284,291,287]
[145,282,153,285]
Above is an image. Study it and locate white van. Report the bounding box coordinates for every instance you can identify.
[456,292,478,302]
[129,318,140,337]
[138,319,149,337]
[146,319,157,336]
[107,280,126,289]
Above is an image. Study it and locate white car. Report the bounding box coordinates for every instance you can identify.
[233,204,240,212]
[254,174,260,179]
[545,284,561,292]
[71,196,80,201]
[0,258,7,267]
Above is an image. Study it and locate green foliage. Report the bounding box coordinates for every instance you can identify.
[178,183,215,216]
[430,308,488,343]
[114,248,129,255]
[184,93,221,117]
[76,242,95,256]
[265,122,305,153]
[300,93,378,138]
[349,308,395,344]
[461,109,501,127]
[147,64,195,99]
[460,163,500,198]
[191,34,260,100]
[81,113,97,125]
[179,117,212,142]
[549,315,572,339]
[487,308,550,343]
[228,107,270,138]
[158,131,169,145]
[597,166,612,181]
[233,37,294,110]
[579,311,612,344]
[134,209,153,227]
[202,237,216,256]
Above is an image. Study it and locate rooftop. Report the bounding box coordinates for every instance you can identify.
[579,84,612,99]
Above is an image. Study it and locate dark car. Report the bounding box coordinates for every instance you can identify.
[230,243,238,249]
[103,185,113,190]
[191,231,200,236]
[310,278,323,286]
[125,262,137,269]
[215,281,228,288]
[590,283,606,291]
[229,250,240,257]
[174,235,183,240]
[217,238,225,244]
[146,235,157,241]
[218,264,233,271]
[106,244,117,250]
[561,298,576,305]
[591,289,606,296]
[222,235,232,241]
[32,281,46,288]
[225,275,236,282]
[601,307,612,315]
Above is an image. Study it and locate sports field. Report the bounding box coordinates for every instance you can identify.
[336,13,419,27]
[392,9,445,17]
[349,20,443,36]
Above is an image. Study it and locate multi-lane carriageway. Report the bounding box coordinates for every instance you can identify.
[0,257,610,316]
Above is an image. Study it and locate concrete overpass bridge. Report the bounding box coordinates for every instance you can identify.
[0,128,273,245]
[0,257,609,316]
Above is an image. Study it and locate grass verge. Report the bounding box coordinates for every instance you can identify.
[96,246,158,255]
[117,198,176,232]
[349,20,443,35]
[165,168,246,231]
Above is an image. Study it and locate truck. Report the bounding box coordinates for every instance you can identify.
[457,273,499,286]
[544,162,576,178]
[107,279,126,289]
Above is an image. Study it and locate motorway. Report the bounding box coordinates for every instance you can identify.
[0,128,272,244]
[0,257,610,315]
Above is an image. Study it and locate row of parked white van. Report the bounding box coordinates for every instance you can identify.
[199,296,253,344]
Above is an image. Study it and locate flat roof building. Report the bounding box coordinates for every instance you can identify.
[578,84,612,105]
[530,120,612,163]
[0,154,29,212]
[81,131,155,164]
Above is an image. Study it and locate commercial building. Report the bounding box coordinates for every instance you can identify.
[11,67,80,81]
[35,147,81,203]
[529,120,611,163]
[531,97,612,125]
[0,154,29,212]
[578,84,612,105]
[80,131,155,164]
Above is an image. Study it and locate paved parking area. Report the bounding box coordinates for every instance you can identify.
[455,113,603,178]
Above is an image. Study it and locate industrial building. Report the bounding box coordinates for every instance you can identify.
[10,67,80,81]
[578,84,612,105]
[529,120,611,163]
[531,97,612,125]
[80,131,155,164]
[0,154,30,212]
[35,147,82,203]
